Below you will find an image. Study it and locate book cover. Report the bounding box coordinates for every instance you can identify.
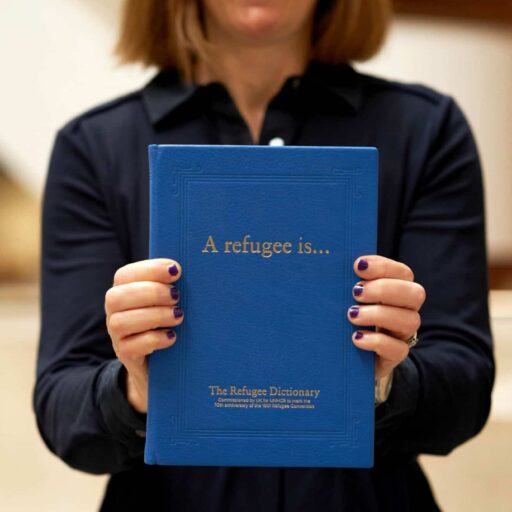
[146,144,378,468]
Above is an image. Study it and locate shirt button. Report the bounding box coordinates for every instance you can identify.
[291,78,301,89]
[269,137,285,146]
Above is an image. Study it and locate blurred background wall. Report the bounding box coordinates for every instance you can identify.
[0,1,511,510]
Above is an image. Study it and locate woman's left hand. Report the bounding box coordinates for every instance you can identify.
[348,255,426,379]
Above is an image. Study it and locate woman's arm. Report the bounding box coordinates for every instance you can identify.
[370,98,494,458]
[34,123,147,474]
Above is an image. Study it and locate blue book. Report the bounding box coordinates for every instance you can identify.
[146,145,378,468]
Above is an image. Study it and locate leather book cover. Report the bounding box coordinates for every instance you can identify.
[145,144,378,467]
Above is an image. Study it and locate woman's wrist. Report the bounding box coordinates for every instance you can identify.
[124,368,148,414]
[375,370,394,406]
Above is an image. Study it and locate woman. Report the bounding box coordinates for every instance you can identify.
[34,0,494,510]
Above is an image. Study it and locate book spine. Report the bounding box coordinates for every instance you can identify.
[148,144,160,260]
[145,144,160,465]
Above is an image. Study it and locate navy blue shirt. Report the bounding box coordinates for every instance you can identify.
[34,61,494,511]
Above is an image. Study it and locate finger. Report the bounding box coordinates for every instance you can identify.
[352,330,409,379]
[352,330,409,362]
[347,304,420,340]
[354,256,414,282]
[113,258,182,286]
[108,306,184,339]
[115,328,178,361]
[352,279,425,311]
[105,281,179,316]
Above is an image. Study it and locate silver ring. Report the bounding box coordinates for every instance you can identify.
[405,332,418,348]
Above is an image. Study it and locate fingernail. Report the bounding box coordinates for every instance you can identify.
[168,264,179,276]
[357,259,369,271]
[166,329,176,339]
[170,287,179,301]
[349,306,359,318]
[355,331,364,340]
[353,284,364,297]
[173,307,184,319]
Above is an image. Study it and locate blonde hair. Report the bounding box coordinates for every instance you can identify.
[116,0,391,80]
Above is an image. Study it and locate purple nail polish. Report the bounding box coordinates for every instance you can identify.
[355,331,364,340]
[353,285,364,297]
[349,306,359,319]
[166,329,176,339]
[168,264,179,276]
[170,287,179,301]
[173,307,184,319]
[357,259,369,271]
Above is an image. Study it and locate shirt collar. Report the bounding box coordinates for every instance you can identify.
[301,60,363,113]
[141,60,362,126]
[141,68,200,125]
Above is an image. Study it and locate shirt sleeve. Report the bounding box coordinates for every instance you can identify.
[33,123,147,475]
[375,97,495,459]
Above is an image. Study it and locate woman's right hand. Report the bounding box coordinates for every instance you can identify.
[105,258,184,413]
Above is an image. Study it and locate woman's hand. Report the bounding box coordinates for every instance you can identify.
[105,258,184,413]
[348,255,426,380]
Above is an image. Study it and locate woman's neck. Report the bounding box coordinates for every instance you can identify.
[195,25,311,143]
